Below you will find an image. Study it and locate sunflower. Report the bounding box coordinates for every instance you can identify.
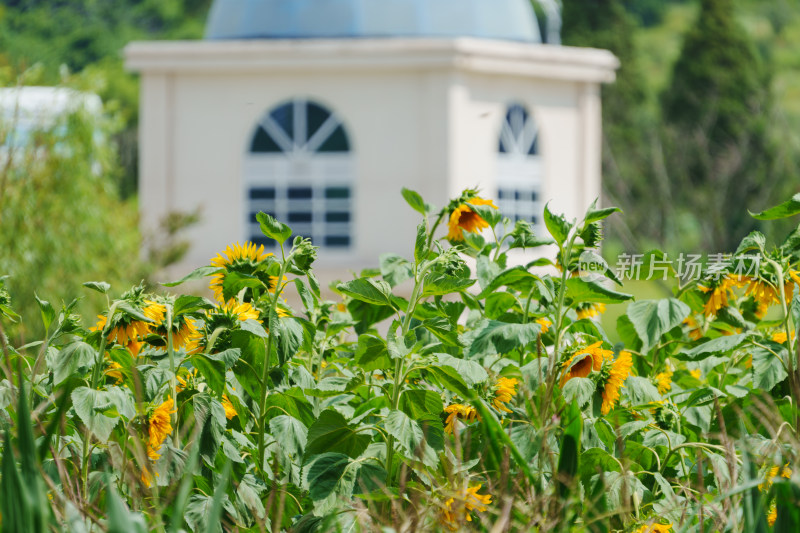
[535,317,552,333]
[576,302,606,320]
[599,351,633,415]
[745,278,794,318]
[446,197,498,241]
[168,317,199,351]
[772,329,795,344]
[209,241,272,301]
[218,300,261,322]
[147,397,176,460]
[439,484,492,531]
[634,523,672,533]
[698,276,737,318]
[222,395,237,420]
[683,315,703,341]
[444,404,479,435]
[689,368,702,380]
[560,341,611,386]
[106,360,124,384]
[143,300,166,326]
[492,377,518,413]
[91,314,149,354]
[655,367,673,395]
[790,269,800,286]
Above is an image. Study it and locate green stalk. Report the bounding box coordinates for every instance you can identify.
[166,304,178,430]
[81,305,113,500]
[385,254,429,484]
[257,243,291,473]
[542,230,578,420]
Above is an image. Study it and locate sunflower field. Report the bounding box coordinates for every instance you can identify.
[2,189,800,532]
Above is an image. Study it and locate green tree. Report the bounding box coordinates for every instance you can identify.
[561,0,658,252]
[661,0,788,251]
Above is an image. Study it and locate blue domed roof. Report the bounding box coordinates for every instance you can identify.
[206,0,541,42]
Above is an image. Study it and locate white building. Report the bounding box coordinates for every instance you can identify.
[125,0,618,281]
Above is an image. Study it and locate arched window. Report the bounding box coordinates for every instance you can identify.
[244,98,354,249]
[497,103,542,228]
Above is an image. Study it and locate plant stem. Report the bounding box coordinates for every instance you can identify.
[257,243,290,473]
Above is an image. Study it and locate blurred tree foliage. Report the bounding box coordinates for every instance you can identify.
[661,0,791,251]
[0,94,142,341]
[561,0,659,252]
[0,0,211,197]
[563,0,796,254]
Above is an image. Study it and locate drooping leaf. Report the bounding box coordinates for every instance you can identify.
[256,211,292,244]
[270,415,308,459]
[566,278,633,304]
[544,203,571,247]
[465,319,541,357]
[627,299,690,353]
[384,409,425,460]
[305,409,370,459]
[53,341,97,385]
[750,193,800,220]
[337,278,395,307]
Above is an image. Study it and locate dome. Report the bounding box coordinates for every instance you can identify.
[205,0,541,42]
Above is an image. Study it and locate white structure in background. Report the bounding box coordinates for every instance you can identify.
[125,0,618,281]
[0,87,103,166]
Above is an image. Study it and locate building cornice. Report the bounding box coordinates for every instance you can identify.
[125,38,618,83]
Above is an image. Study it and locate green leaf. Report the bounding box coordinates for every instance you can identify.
[556,401,583,498]
[162,265,220,287]
[337,278,395,307]
[476,266,537,298]
[264,389,315,427]
[173,295,215,316]
[354,335,392,371]
[421,317,463,347]
[34,294,55,332]
[269,415,308,459]
[53,341,96,385]
[221,271,265,302]
[627,299,690,353]
[239,318,268,338]
[465,319,541,357]
[544,202,571,247]
[750,193,800,220]
[192,349,241,395]
[734,231,767,256]
[752,346,788,391]
[435,353,488,386]
[305,410,370,459]
[399,390,444,419]
[561,377,594,407]
[484,292,518,319]
[421,272,475,297]
[583,201,621,226]
[274,316,306,366]
[624,376,661,405]
[680,333,752,360]
[306,453,353,502]
[428,365,472,398]
[414,223,428,263]
[72,387,119,443]
[401,187,430,215]
[256,211,292,244]
[384,409,424,459]
[774,480,800,531]
[565,278,633,304]
[379,253,413,288]
[82,281,111,294]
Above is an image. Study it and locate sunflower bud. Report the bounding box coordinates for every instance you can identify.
[291,237,318,273]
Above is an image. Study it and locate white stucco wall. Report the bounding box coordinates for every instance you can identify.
[127,38,617,282]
